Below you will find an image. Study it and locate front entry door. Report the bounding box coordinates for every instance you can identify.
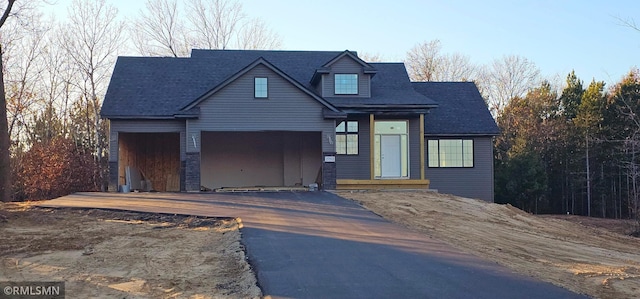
[380,135,401,177]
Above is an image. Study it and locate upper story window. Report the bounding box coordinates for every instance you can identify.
[336,120,358,155]
[255,77,268,98]
[428,139,474,167]
[334,74,358,95]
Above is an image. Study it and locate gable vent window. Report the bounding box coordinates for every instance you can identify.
[334,74,358,95]
[336,120,358,155]
[428,139,474,167]
[255,77,268,98]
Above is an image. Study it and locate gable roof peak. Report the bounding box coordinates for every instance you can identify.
[181,56,340,113]
[322,50,375,70]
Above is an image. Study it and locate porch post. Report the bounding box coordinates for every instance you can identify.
[420,114,425,180]
[369,114,375,180]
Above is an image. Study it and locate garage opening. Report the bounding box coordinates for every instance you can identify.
[201,131,322,190]
[118,133,181,192]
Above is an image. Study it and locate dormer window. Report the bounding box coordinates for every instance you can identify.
[335,74,358,95]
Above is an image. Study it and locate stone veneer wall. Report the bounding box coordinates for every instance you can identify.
[185,152,201,192]
[322,152,337,190]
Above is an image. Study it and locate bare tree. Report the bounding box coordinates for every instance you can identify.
[187,0,245,50]
[616,16,639,32]
[132,0,190,57]
[436,52,477,81]
[236,17,282,50]
[484,55,541,117]
[133,0,282,56]
[359,52,384,62]
[405,39,478,82]
[406,40,441,81]
[0,0,17,201]
[41,26,75,137]
[4,9,48,145]
[59,0,125,189]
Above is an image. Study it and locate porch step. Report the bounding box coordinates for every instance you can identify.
[336,179,431,190]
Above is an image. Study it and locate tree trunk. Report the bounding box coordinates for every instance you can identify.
[0,46,11,202]
[0,0,17,202]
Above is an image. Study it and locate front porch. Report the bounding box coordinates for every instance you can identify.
[336,179,431,190]
[336,113,428,188]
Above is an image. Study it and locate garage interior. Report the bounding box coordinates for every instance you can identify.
[201,131,322,190]
[118,133,181,192]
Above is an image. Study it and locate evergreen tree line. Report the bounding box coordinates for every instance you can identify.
[495,70,640,221]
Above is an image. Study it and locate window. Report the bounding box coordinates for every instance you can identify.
[334,74,358,95]
[428,139,473,167]
[336,120,358,155]
[255,77,268,98]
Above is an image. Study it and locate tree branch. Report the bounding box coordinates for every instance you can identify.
[0,0,15,28]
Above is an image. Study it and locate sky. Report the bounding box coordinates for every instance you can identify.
[51,0,639,86]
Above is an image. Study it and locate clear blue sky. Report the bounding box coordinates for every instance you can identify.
[53,0,639,86]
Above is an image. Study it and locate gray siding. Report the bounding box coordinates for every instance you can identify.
[322,57,371,98]
[336,115,371,179]
[109,120,186,162]
[424,137,495,202]
[187,64,335,153]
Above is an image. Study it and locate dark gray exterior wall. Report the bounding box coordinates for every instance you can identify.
[336,115,371,180]
[186,64,336,189]
[321,56,371,98]
[424,136,495,202]
[186,64,336,153]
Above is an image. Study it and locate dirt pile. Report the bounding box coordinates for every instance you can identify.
[0,202,261,299]
[340,191,640,299]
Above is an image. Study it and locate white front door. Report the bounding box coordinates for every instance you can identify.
[380,135,402,177]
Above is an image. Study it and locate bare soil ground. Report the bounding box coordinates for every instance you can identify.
[0,202,261,299]
[339,191,640,299]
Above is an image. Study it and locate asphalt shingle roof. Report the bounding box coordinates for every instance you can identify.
[412,82,500,136]
[101,49,499,136]
[326,63,438,107]
[101,50,342,118]
[101,50,437,118]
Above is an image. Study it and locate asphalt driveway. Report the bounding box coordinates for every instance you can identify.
[40,192,587,298]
